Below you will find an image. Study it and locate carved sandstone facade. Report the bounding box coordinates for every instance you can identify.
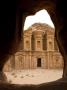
[3,23,63,71]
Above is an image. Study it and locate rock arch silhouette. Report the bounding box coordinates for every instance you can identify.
[0,0,67,90]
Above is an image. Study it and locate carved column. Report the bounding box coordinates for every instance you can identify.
[43,33,47,50]
[54,37,58,51]
[31,34,35,50]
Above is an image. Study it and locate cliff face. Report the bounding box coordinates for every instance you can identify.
[0,0,67,90]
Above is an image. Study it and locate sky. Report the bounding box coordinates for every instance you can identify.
[24,9,54,30]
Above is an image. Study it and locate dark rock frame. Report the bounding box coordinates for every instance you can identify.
[0,0,67,90]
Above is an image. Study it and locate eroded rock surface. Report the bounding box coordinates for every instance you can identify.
[0,0,67,90]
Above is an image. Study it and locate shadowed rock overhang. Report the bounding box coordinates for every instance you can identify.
[0,0,67,90]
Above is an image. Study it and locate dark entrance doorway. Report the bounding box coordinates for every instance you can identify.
[37,58,41,67]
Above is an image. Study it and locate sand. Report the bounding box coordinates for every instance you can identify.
[5,69,63,84]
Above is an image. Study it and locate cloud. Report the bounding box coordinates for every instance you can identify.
[24,9,54,30]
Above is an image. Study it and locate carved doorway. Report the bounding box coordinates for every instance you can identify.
[37,58,41,67]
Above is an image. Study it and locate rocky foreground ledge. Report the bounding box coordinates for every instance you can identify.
[0,78,67,90]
